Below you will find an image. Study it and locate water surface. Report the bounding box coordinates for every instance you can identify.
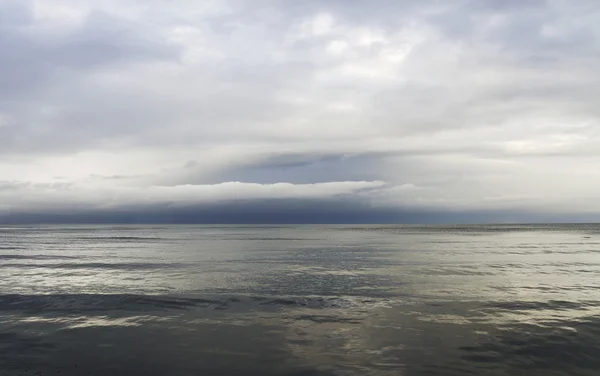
[1,224,599,375]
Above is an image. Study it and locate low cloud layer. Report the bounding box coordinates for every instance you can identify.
[1,0,600,223]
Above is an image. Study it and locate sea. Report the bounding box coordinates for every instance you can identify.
[1,224,599,375]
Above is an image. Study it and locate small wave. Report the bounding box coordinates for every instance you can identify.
[459,315,600,370]
[0,254,79,260]
[104,226,171,231]
[0,262,182,270]
[74,236,163,241]
[423,267,493,276]
[229,237,311,241]
[482,300,597,312]
[0,294,227,313]
[293,314,362,324]
[542,249,600,255]
[0,294,390,314]
[251,295,390,309]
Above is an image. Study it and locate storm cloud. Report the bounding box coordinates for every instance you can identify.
[1,0,599,223]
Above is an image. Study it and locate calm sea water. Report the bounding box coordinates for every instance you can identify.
[1,224,600,375]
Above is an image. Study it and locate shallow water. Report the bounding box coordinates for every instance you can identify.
[1,224,600,375]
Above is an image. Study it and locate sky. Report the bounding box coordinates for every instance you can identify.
[1,0,600,224]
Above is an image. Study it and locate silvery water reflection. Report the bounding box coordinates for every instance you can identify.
[1,225,600,375]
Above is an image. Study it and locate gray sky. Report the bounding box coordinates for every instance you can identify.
[1,0,600,223]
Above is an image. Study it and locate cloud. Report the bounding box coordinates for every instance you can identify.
[0,179,385,213]
[1,0,600,222]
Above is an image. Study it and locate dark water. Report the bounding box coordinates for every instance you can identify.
[1,224,600,375]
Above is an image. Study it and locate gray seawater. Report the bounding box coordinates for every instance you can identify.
[1,224,600,375]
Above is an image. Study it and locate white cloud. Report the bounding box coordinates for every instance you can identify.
[1,0,600,221]
[1,180,386,213]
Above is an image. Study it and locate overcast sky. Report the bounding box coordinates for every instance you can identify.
[1,0,599,223]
